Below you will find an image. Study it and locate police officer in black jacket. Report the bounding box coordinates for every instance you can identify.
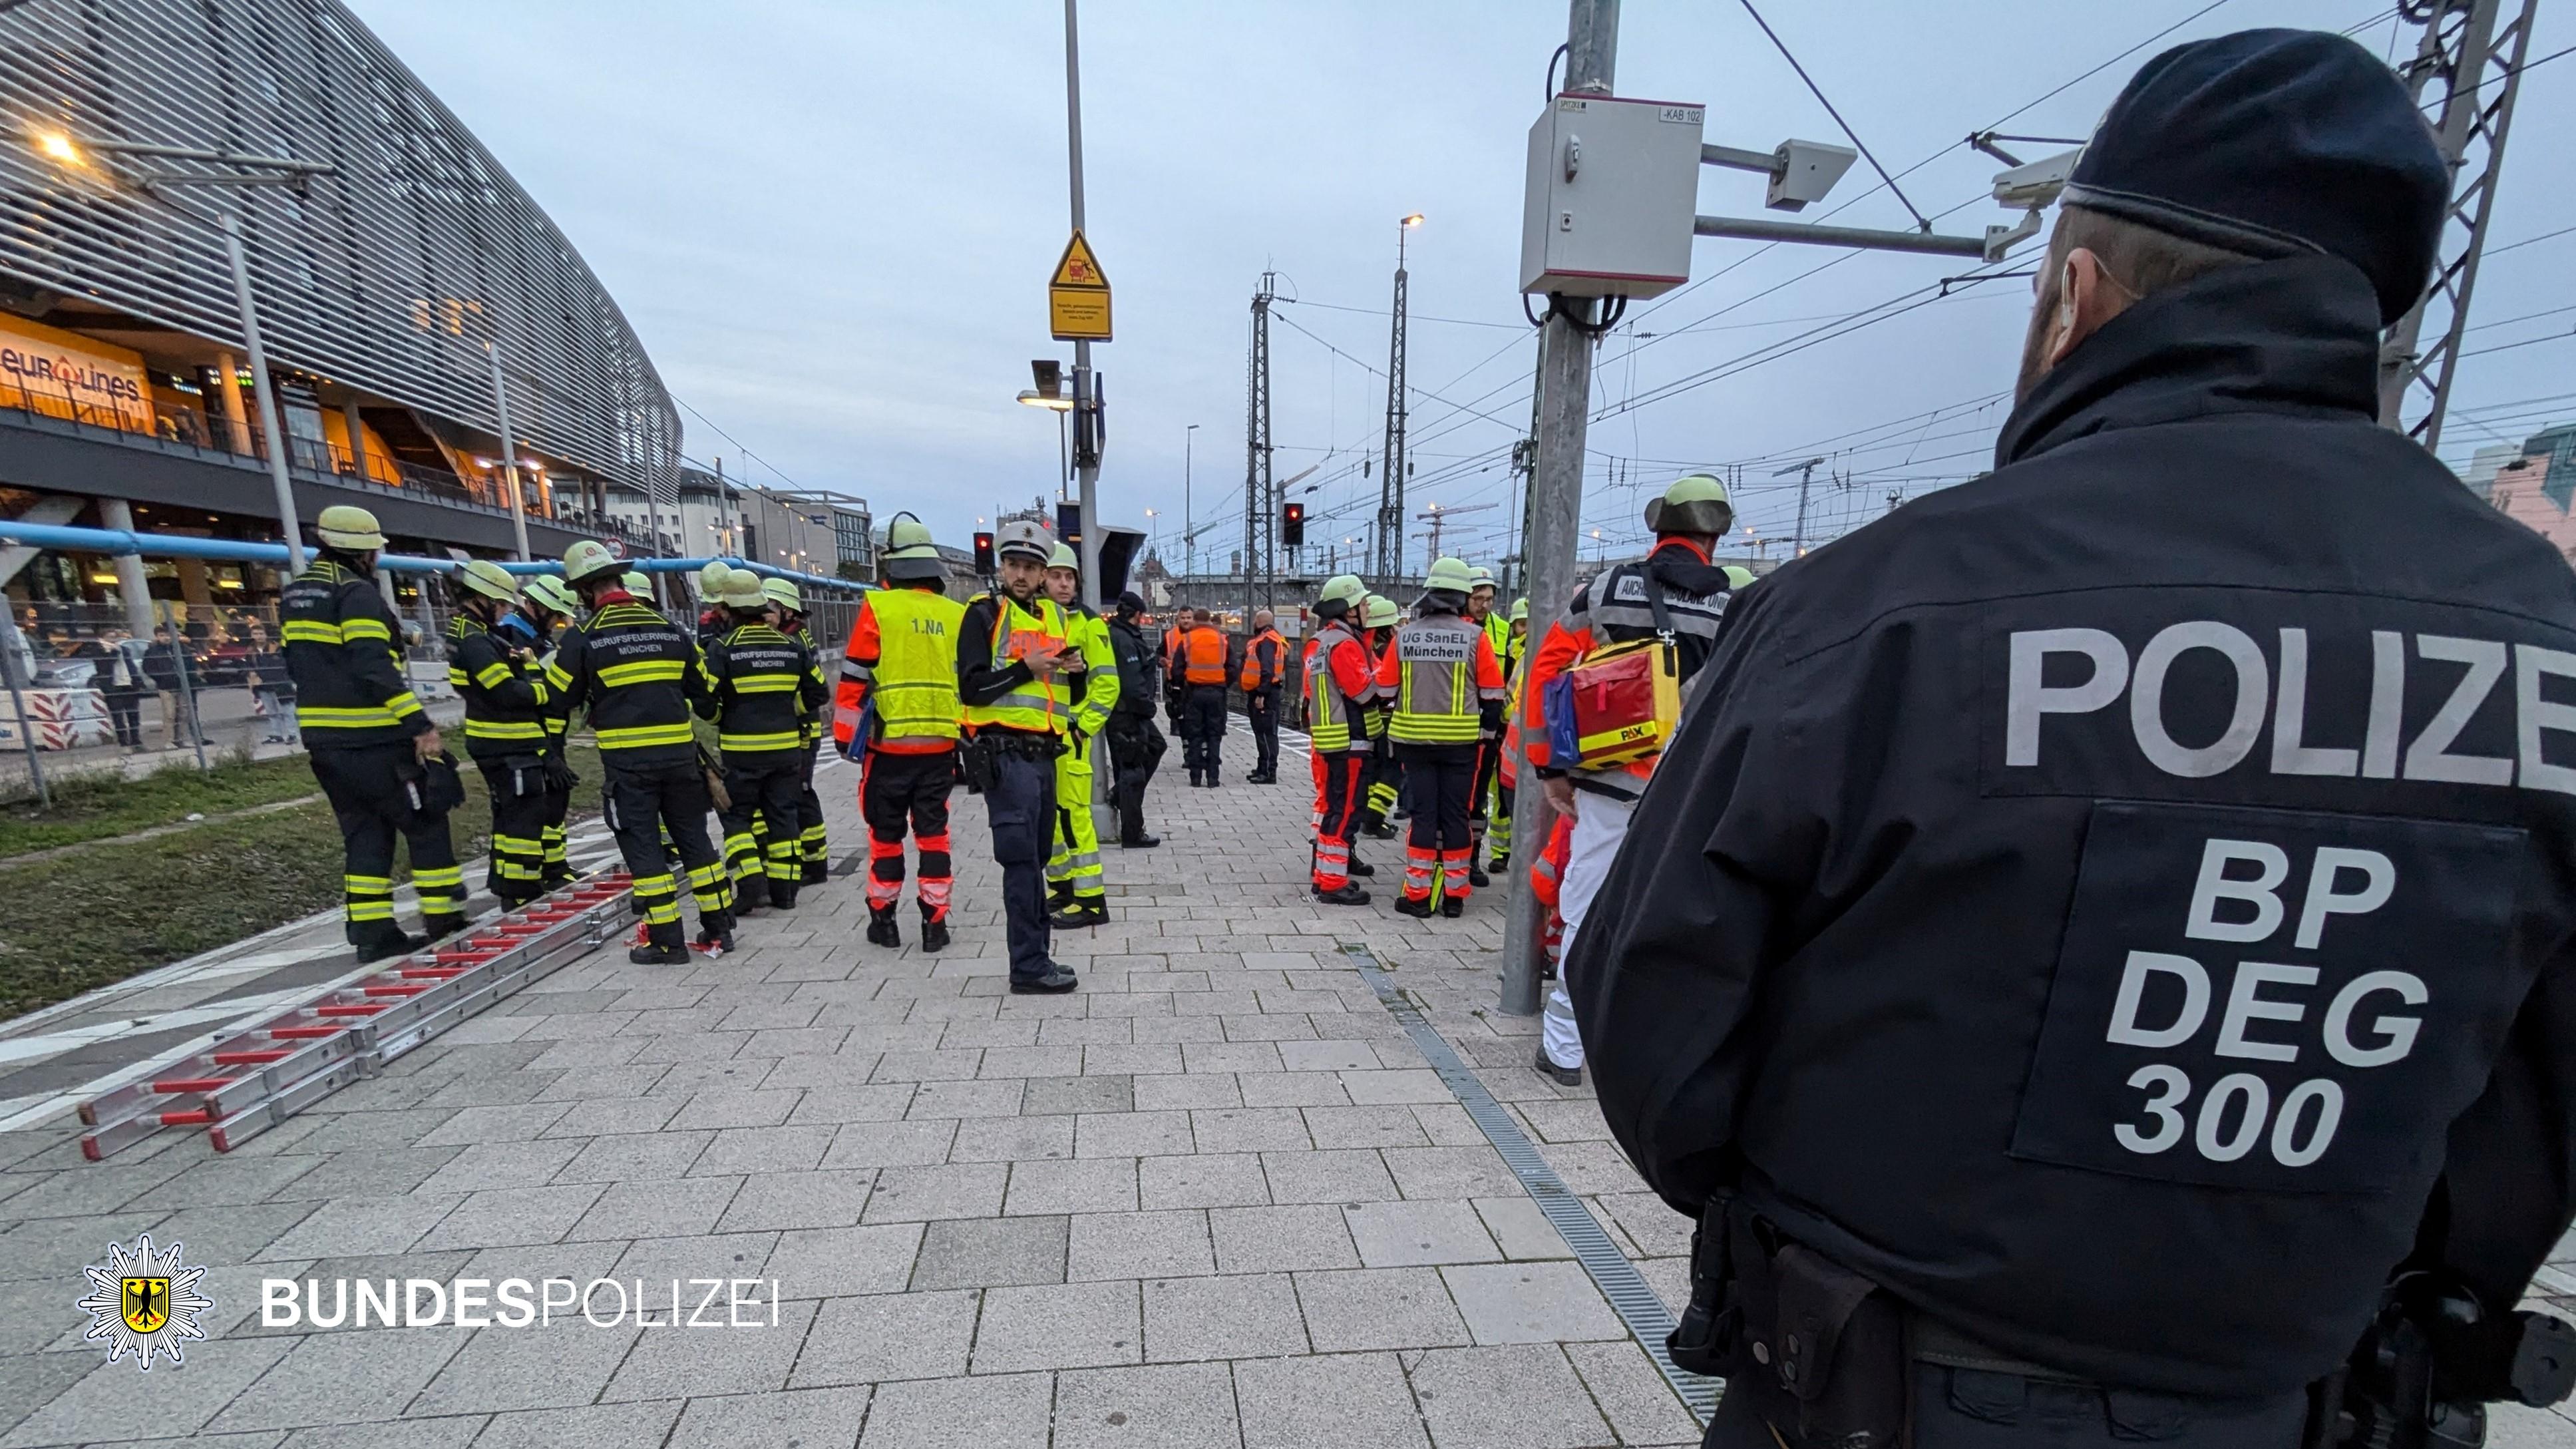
[1104,591,1167,849]
[1574,31,2576,1449]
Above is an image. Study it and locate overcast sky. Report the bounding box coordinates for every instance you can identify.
[353,0,2575,574]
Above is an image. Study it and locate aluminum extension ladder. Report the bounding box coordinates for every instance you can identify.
[77,873,637,1160]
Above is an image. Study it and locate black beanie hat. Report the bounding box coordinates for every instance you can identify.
[2060,28,2448,325]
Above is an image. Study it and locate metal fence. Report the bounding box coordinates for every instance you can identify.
[0,596,467,803]
[0,583,859,804]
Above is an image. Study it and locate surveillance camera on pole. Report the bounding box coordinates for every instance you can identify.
[1694,128,2077,264]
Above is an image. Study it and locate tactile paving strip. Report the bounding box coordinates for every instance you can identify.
[1338,941,1724,1425]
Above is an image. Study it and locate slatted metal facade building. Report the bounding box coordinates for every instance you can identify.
[0,0,681,516]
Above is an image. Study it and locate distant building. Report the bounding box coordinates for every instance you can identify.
[2462,442,2520,501]
[2484,421,2576,567]
[601,467,735,559]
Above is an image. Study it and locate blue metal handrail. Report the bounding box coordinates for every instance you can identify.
[0,521,866,594]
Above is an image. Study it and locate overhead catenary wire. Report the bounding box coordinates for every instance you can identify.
[1736,0,1930,231]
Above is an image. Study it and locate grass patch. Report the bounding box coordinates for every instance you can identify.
[0,750,325,858]
[0,741,606,1020]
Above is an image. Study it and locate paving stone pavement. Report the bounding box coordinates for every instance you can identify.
[0,738,1711,1448]
[7,728,2575,1449]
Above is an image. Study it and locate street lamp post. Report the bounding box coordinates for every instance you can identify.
[1061,0,1102,612]
[33,132,331,572]
[1184,423,1199,578]
[218,212,307,572]
[486,340,533,562]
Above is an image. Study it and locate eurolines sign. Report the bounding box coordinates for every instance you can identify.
[0,313,153,433]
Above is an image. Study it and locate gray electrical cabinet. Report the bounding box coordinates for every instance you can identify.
[1519,94,1706,299]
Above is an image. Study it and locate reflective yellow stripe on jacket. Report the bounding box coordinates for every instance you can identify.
[596,721,697,751]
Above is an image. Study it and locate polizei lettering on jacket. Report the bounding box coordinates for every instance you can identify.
[1997,622,2576,795]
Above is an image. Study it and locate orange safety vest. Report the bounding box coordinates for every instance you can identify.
[1236,628,1285,690]
[1181,626,1230,686]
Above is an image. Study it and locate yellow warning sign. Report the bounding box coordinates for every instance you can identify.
[1048,231,1112,341]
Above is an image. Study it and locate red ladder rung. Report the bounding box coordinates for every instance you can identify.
[151,1076,234,1094]
[212,1048,294,1066]
[270,1025,344,1039]
[313,1003,389,1017]
[360,983,431,998]
[158,1108,214,1126]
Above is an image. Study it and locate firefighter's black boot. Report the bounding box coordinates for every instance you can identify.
[692,911,737,957]
[866,904,902,948]
[920,907,950,954]
[421,913,470,942]
[353,922,426,964]
[1317,882,1372,906]
[629,921,688,964]
[769,881,799,911]
[733,873,770,914]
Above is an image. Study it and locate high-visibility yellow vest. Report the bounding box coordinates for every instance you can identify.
[866,588,967,742]
[1389,614,1487,745]
[963,592,1071,735]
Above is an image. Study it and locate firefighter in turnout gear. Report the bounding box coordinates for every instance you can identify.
[281,506,466,960]
[1355,593,1403,839]
[699,568,828,913]
[1306,574,1380,906]
[445,560,555,909]
[1238,609,1287,783]
[837,514,966,951]
[1042,543,1119,928]
[546,540,736,962]
[1104,592,1167,848]
[1522,472,1736,1086]
[1577,34,2576,1449]
[1486,595,1534,875]
[1377,558,1507,918]
[1465,565,1506,887]
[761,576,832,885]
[696,561,731,648]
[515,572,583,887]
[958,520,1079,993]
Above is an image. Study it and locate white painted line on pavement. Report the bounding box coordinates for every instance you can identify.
[0,956,416,1134]
[0,985,321,1070]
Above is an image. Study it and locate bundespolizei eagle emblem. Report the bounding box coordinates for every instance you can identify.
[79,1235,210,1370]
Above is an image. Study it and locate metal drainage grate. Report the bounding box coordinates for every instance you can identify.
[1339,942,1724,1426]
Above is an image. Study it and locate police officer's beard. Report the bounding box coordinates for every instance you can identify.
[2015,272,2066,403]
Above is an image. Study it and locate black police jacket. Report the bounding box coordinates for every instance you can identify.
[1107,617,1160,722]
[1571,255,2576,1400]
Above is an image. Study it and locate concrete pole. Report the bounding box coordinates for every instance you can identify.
[1064,0,1101,613]
[1499,0,1616,1019]
[97,499,157,642]
[341,398,370,481]
[488,340,533,562]
[222,212,305,572]
[214,350,252,455]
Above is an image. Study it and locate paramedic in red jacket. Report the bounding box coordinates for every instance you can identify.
[1517,474,1737,1086]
